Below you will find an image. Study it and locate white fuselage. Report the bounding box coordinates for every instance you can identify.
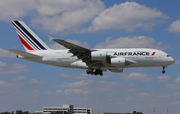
[19,48,175,70]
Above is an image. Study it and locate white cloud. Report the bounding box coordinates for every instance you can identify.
[157,75,170,82]
[56,90,62,93]
[0,48,15,58]
[175,77,180,83]
[28,79,45,85]
[86,2,168,33]
[94,36,169,50]
[0,80,6,86]
[59,73,94,80]
[0,61,8,67]
[0,76,28,93]
[0,0,105,34]
[168,20,180,34]
[122,72,153,81]
[174,91,180,96]
[49,43,65,49]
[45,90,63,95]
[165,84,180,89]
[137,92,153,97]
[0,0,37,21]
[31,0,105,34]
[0,1,169,35]
[175,60,180,64]
[0,62,29,75]
[58,80,93,88]
[126,92,170,103]
[64,89,89,94]
[57,77,119,92]
[69,80,93,87]
[172,101,180,105]
[11,76,26,81]
[33,89,39,94]
[59,73,110,80]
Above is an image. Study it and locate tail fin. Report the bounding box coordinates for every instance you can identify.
[12,21,50,52]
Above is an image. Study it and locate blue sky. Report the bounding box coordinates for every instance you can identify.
[1,0,180,114]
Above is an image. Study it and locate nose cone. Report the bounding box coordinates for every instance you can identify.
[169,57,175,65]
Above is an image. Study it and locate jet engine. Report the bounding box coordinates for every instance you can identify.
[111,58,125,67]
[91,51,107,61]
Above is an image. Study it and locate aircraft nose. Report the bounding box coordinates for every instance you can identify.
[169,57,175,65]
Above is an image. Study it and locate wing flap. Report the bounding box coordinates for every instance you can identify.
[7,49,42,58]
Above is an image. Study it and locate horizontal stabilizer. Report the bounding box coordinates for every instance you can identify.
[48,35,54,42]
[7,49,42,58]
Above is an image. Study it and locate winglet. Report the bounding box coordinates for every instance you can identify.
[48,35,54,42]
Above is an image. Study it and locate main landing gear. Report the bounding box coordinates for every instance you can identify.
[162,66,166,74]
[86,69,103,76]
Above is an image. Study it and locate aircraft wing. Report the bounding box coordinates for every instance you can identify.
[52,38,90,52]
[7,49,42,58]
[49,36,107,68]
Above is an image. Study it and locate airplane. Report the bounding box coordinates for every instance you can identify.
[7,21,175,76]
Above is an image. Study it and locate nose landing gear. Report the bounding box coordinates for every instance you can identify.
[162,67,166,74]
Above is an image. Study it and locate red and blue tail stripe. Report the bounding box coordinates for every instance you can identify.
[12,21,49,51]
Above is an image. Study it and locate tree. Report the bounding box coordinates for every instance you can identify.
[63,111,69,114]
[16,110,23,114]
[132,111,142,114]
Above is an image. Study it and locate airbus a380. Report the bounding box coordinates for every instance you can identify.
[7,21,175,76]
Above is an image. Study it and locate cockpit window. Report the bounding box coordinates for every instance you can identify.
[167,55,170,57]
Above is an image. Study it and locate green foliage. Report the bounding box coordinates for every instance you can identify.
[1,110,32,114]
[132,111,142,114]
[1,112,10,114]
[63,111,68,114]
[51,111,69,114]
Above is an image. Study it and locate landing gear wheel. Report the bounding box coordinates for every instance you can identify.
[86,70,90,74]
[86,69,103,76]
[162,67,166,74]
[86,69,93,75]
[162,70,165,74]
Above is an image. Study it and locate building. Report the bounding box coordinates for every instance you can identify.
[35,104,92,114]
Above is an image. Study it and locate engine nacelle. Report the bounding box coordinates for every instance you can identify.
[91,51,107,61]
[109,68,123,73]
[111,58,125,67]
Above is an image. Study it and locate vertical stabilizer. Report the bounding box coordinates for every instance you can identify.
[12,21,50,52]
